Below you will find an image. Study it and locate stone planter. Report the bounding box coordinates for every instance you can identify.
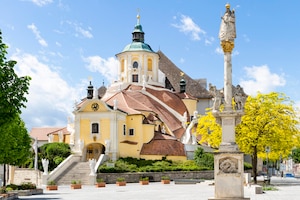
[70,184,82,189]
[161,180,170,184]
[46,185,58,190]
[95,182,106,188]
[139,180,149,185]
[116,181,126,186]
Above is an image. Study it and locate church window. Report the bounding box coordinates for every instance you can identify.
[121,59,125,72]
[91,123,99,134]
[129,128,134,136]
[132,74,138,82]
[147,58,152,71]
[123,124,126,136]
[133,61,139,68]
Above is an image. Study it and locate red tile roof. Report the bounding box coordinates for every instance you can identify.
[105,84,188,139]
[140,133,186,156]
[30,127,66,141]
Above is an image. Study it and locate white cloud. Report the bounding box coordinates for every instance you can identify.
[75,26,93,38]
[27,23,48,47]
[243,34,250,43]
[172,14,205,41]
[11,52,84,130]
[83,56,118,84]
[239,65,286,95]
[31,0,53,7]
[64,21,93,39]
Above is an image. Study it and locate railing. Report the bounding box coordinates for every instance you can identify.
[94,154,108,173]
[47,154,81,182]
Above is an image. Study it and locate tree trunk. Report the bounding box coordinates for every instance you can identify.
[252,146,258,184]
[3,164,6,186]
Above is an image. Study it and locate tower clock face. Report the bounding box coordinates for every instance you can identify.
[91,103,99,111]
[133,61,139,68]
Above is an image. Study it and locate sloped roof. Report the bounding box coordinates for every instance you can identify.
[140,132,186,156]
[157,50,212,99]
[105,84,187,139]
[30,127,66,141]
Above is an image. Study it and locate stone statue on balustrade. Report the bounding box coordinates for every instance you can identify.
[209,84,247,111]
[42,158,49,175]
[232,85,247,111]
[89,159,96,176]
[209,84,224,112]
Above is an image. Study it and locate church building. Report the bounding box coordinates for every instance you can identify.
[31,14,212,162]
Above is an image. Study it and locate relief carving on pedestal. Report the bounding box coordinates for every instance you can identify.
[219,157,238,173]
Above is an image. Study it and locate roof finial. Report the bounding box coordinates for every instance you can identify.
[137,8,140,24]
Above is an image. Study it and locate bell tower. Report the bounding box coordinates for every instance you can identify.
[116,12,161,87]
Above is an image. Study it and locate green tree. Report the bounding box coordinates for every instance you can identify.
[196,92,300,184]
[0,30,30,125]
[39,143,71,171]
[0,115,31,165]
[291,148,300,163]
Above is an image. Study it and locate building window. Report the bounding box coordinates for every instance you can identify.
[132,74,138,82]
[147,58,152,71]
[92,123,99,134]
[121,59,125,72]
[133,61,139,69]
[123,124,126,136]
[129,128,134,136]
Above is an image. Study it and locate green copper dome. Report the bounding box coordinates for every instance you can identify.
[122,42,154,52]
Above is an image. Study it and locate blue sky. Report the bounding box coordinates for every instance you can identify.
[1,0,300,131]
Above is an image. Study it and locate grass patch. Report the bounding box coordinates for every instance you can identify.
[263,185,278,191]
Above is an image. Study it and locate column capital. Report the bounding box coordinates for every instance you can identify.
[221,40,235,53]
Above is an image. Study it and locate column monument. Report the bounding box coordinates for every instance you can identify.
[209,3,250,200]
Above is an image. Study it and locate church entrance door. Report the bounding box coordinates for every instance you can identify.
[86,143,105,161]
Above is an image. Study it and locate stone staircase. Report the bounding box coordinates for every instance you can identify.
[54,161,91,185]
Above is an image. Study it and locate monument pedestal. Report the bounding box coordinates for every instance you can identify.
[209,152,250,200]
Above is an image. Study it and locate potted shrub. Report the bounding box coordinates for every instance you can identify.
[46,180,58,190]
[116,177,126,186]
[95,178,106,188]
[70,180,82,189]
[139,177,149,185]
[161,176,171,184]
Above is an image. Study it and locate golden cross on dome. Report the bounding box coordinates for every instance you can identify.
[137,8,140,24]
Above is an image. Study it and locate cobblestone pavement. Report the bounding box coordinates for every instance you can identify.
[18,177,300,200]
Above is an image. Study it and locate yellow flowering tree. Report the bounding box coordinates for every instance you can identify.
[196,109,221,148]
[196,92,300,183]
[236,92,300,183]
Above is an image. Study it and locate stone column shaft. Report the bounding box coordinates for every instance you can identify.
[224,52,232,111]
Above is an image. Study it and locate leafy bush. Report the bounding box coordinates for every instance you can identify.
[244,162,252,170]
[19,182,36,190]
[291,148,300,163]
[116,177,125,182]
[194,147,214,169]
[47,180,56,185]
[98,156,211,173]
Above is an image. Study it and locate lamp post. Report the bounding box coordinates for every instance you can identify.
[265,146,271,184]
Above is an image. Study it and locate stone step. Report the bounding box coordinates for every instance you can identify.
[55,162,92,185]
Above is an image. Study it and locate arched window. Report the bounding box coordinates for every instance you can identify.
[147,58,152,71]
[121,59,125,72]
